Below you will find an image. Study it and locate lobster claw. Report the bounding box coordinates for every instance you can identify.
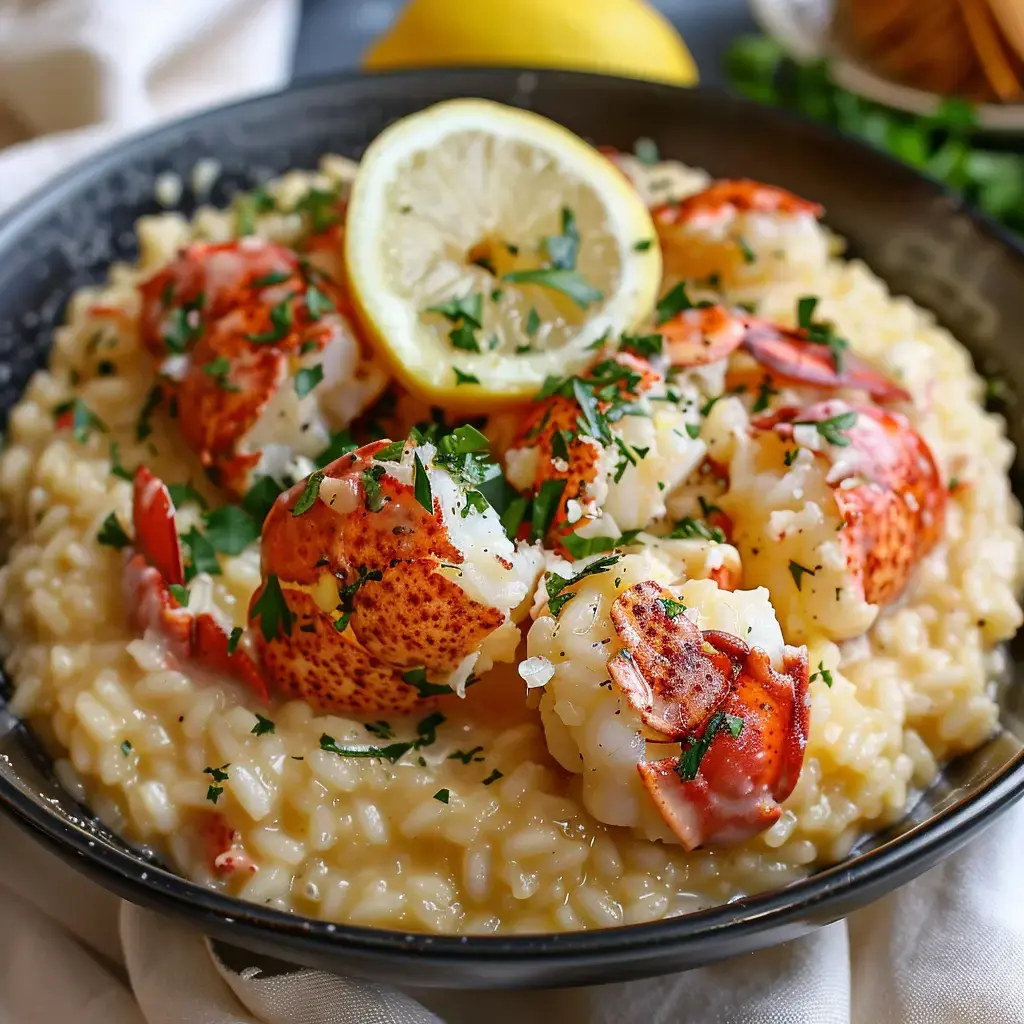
[608,581,811,850]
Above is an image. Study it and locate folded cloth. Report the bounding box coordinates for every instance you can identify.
[1,2,1024,1022]
[2,805,1024,1023]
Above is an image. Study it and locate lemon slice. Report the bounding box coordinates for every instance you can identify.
[344,98,662,409]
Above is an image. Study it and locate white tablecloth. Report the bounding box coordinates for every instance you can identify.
[1,3,1023,1021]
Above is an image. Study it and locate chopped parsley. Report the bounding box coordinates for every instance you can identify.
[294,186,342,234]
[245,296,294,344]
[54,398,106,444]
[252,270,291,289]
[530,478,567,543]
[162,295,206,353]
[481,769,504,786]
[633,239,653,251]
[658,597,688,619]
[501,268,604,309]
[795,410,857,447]
[425,292,483,327]
[305,284,335,320]
[545,555,619,617]
[109,442,133,482]
[676,711,744,781]
[402,666,452,698]
[316,429,358,467]
[291,470,325,516]
[294,364,324,398]
[319,712,445,764]
[633,137,659,165]
[453,367,480,385]
[335,566,384,631]
[655,282,693,324]
[360,464,388,512]
[227,626,243,655]
[167,482,208,510]
[619,332,663,357]
[433,789,450,804]
[613,437,648,483]
[136,386,162,441]
[202,356,239,392]
[168,583,190,607]
[203,763,230,805]
[685,422,701,440]
[795,296,849,371]
[375,440,406,462]
[243,475,286,522]
[543,206,580,271]
[97,512,130,549]
[788,560,816,590]
[204,504,261,554]
[251,714,275,736]
[413,452,433,513]
[448,746,484,764]
[562,528,641,559]
[250,573,293,640]
[752,376,778,413]
[668,517,725,543]
[365,721,394,740]
[736,235,756,263]
[525,306,541,337]
[810,661,834,688]
[181,527,220,580]
[120,740,132,757]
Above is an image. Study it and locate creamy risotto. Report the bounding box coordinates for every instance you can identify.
[0,102,1021,936]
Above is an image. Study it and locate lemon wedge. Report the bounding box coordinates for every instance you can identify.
[344,99,662,409]
[363,0,698,88]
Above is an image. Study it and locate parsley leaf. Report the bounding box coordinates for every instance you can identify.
[530,478,567,543]
[168,583,190,607]
[402,666,453,698]
[788,560,816,590]
[136,386,162,441]
[481,768,504,786]
[453,367,479,385]
[425,292,483,327]
[658,596,688,619]
[54,398,107,444]
[291,470,325,516]
[795,410,858,447]
[562,528,641,559]
[675,711,744,781]
[97,512,130,549]
[181,527,221,579]
[305,284,335,320]
[668,517,726,543]
[545,555,619,617]
[620,333,663,357]
[525,306,541,337]
[501,268,604,309]
[294,364,324,398]
[316,429,357,467]
[360,464,388,512]
[109,441,134,482]
[251,574,293,640]
[251,714,275,736]
[810,660,834,688]
[413,452,433,513]
[543,206,580,270]
[227,626,243,655]
[434,788,450,804]
[242,475,285,522]
[245,296,294,344]
[167,482,208,510]
[655,282,693,324]
[204,504,261,554]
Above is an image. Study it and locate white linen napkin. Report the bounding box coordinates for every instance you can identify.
[1,3,1023,1022]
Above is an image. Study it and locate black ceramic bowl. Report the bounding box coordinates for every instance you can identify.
[0,68,1022,990]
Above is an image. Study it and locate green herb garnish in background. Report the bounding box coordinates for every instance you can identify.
[726,35,1024,232]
